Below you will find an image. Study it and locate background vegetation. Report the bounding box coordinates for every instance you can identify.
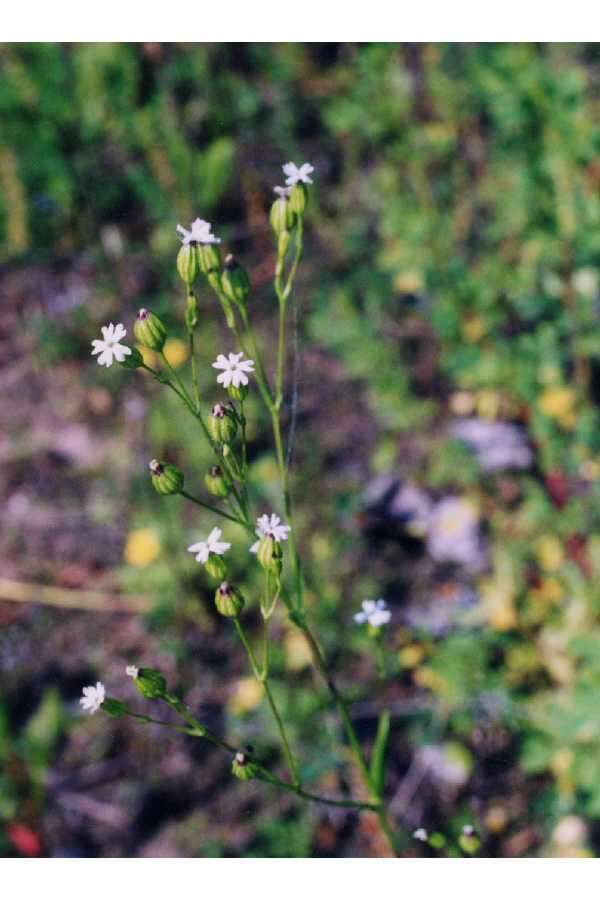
[3,42,600,857]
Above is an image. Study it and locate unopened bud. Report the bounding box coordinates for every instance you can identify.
[458,826,480,856]
[215,582,244,618]
[134,308,167,351]
[205,554,227,581]
[277,230,291,258]
[231,750,259,781]
[221,255,250,305]
[288,183,308,215]
[205,465,230,498]
[207,403,237,444]
[119,346,145,370]
[198,243,221,276]
[177,243,200,286]
[227,383,249,402]
[270,197,295,237]
[256,535,283,575]
[149,459,184,495]
[134,667,167,699]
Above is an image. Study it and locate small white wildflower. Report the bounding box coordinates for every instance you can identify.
[283,161,314,186]
[90,323,132,368]
[250,513,291,553]
[413,828,428,842]
[80,682,105,715]
[176,217,221,245]
[354,599,391,628]
[126,665,139,679]
[274,185,292,198]
[212,351,255,389]
[188,527,231,564]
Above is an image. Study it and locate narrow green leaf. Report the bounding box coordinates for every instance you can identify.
[370,709,391,796]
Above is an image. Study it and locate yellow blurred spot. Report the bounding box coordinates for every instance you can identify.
[137,344,158,368]
[449,391,475,416]
[163,337,189,369]
[124,528,161,568]
[535,535,565,572]
[398,644,425,669]
[462,315,486,343]
[394,270,423,294]
[530,578,563,605]
[284,630,312,671]
[413,666,446,693]
[228,677,263,715]
[551,748,573,776]
[476,389,501,420]
[485,806,508,834]
[580,459,600,481]
[539,387,576,428]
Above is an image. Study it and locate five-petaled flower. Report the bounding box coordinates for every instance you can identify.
[354,599,391,628]
[126,665,139,679]
[188,527,231,564]
[91,323,132,368]
[212,351,255,389]
[80,682,105,715]
[176,218,221,245]
[283,162,314,186]
[250,513,291,553]
[413,828,428,842]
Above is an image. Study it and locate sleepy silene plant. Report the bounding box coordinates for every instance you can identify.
[83,160,453,858]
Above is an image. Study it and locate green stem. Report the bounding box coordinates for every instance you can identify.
[233,618,301,788]
[160,350,193,408]
[179,489,246,527]
[188,330,201,413]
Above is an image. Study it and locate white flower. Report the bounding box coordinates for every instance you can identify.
[413,828,428,842]
[212,351,255,389]
[126,665,139,679]
[80,682,105,715]
[91,323,132,368]
[250,513,291,553]
[283,161,314,186]
[274,185,292,198]
[188,527,231,564]
[354,599,391,628]
[176,217,221,245]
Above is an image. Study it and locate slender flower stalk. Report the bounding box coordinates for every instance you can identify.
[86,162,400,857]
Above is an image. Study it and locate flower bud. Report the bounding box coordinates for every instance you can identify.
[134,667,167,699]
[277,230,291,258]
[256,535,283,575]
[185,291,199,331]
[198,242,221,275]
[270,197,295,237]
[205,554,227,581]
[227,383,249,402]
[289,183,308,215]
[221,443,243,480]
[221,255,250,305]
[177,243,200,286]
[231,751,259,781]
[119,346,145,370]
[134,308,167,351]
[207,403,237,444]
[205,465,230,498]
[149,459,184,495]
[215,581,244,617]
[102,698,127,718]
